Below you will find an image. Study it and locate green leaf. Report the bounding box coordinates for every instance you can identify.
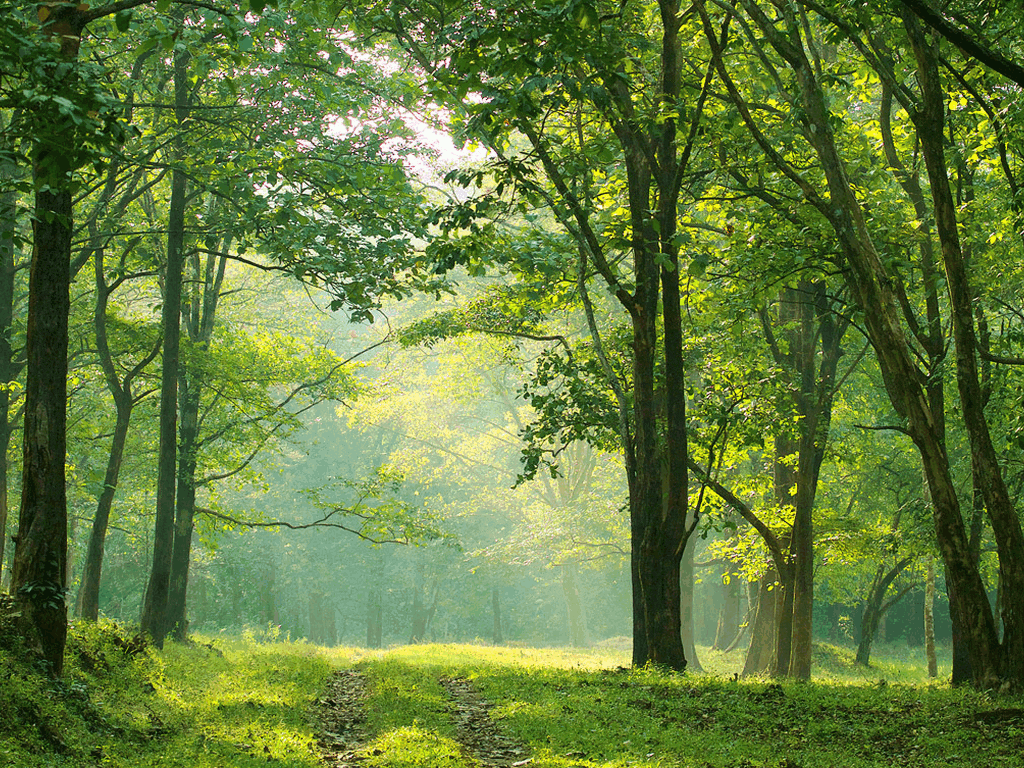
[156,0,171,11]
[115,9,132,32]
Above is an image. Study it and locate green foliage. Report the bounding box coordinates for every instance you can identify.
[301,465,459,546]
[0,621,345,768]
[0,6,134,188]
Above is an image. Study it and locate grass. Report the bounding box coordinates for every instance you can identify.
[348,642,1020,768]
[1,620,348,767]
[1,625,1020,768]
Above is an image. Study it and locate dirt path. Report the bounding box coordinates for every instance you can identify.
[314,671,532,768]
[316,670,370,767]
[440,676,532,768]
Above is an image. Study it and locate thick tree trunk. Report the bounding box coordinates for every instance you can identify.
[905,17,1024,687]
[9,0,94,677]
[11,185,71,673]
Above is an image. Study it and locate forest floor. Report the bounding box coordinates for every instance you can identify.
[3,622,1024,768]
[316,668,532,767]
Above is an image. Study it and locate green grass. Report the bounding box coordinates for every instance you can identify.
[1,620,349,767]
[353,643,1020,768]
[1,628,1019,768]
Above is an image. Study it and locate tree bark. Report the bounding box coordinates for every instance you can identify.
[713,570,741,652]
[904,14,1024,687]
[743,576,779,676]
[680,537,702,671]
[166,378,198,642]
[8,0,93,678]
[140,165,185,645]
[141,37,190,646]
[0,169,21,588]
[925,557,938,678]
[707,0,1004,687]
[12,182,71,671]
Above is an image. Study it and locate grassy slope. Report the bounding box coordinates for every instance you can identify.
[1,621,347,767]
[2,623,1022,768]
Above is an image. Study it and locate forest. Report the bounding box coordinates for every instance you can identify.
[1,2,1024,761]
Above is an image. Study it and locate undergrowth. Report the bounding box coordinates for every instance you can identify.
[0,618,347,767]
[1,626,1020,768]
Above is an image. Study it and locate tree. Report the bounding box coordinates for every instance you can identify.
[5,0,137,674]
[697,0,1024,688]
[366,0,721,670]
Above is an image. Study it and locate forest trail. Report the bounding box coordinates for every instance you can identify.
[316,670,370,767]
[440,675,532,767]
[315,670,533,768]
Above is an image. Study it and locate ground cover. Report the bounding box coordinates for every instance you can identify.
[351,644,1021,768]
[1,623,1021,768]
[1,620,345,767]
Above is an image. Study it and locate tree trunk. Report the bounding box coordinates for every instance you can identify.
[680,537,702,671]
[11,184,71,674]
[366,584,383,648]
[492,586,503,644]
[141,37,191,646]
[166,372,200,641]
[76,403,131,620]
[140,161,185,647]
[925,557,938,678]
[309,592,323,644]
[562,564,589,647]
[261,563,277,625]
[0,163,20,588]
[743,576,778,676]
[9,0,94,678]
[713,571,741,652]
[856,557,914,666]
[904,16,1024,686]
